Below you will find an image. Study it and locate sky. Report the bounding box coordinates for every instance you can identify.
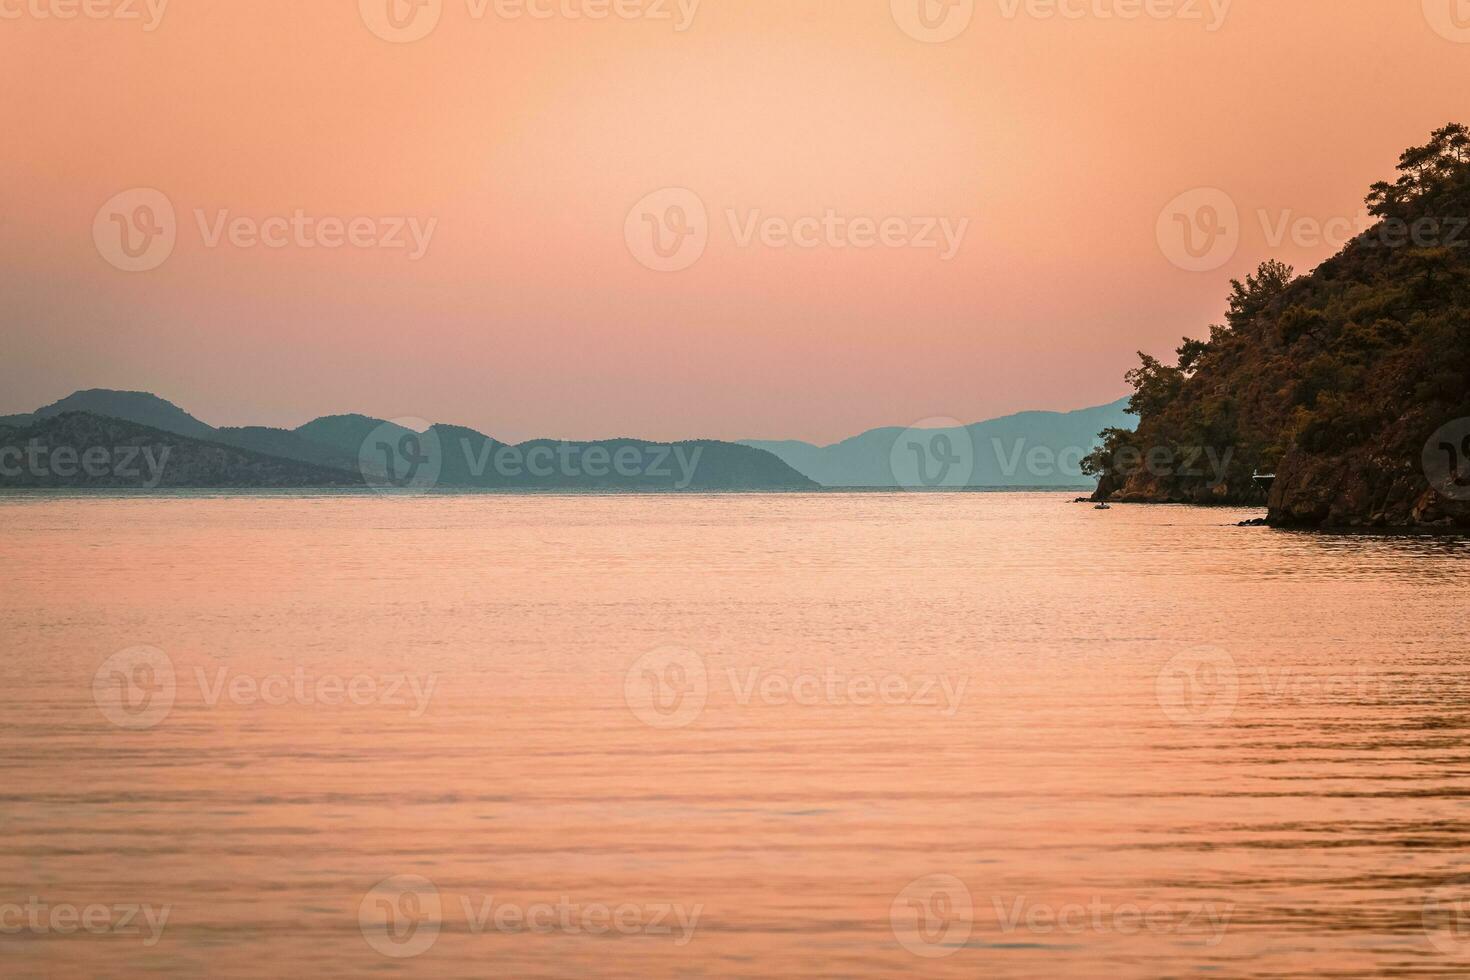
[2,0,1468,444]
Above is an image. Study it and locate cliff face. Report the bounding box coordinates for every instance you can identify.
[1268,438,1470,529]
[1089,124,1470,530]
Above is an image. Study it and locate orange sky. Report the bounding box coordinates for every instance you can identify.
[2,0,1467,442]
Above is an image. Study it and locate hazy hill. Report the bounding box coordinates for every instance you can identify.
[292,414,422,461]
[0,413,364,488]
[438,425,818,491]
[742,399,1134,488]
[213,426,361,472]
[0,395,819,491]
[1088,123,1470,529]
[2,392,375,475]
[18,389,215,439]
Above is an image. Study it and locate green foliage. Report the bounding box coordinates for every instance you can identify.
[1123,353,1185,419]
[1176,337,1210,374]
[1092,123,1470,506]
[1367,123,1470,218]
[1225,260,1295,330]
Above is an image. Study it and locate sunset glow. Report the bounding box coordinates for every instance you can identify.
[5,1,1467,441]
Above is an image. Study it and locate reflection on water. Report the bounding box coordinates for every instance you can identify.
[2,492,1470,978]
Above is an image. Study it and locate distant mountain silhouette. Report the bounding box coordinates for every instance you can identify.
[0,388,1134,491]
[212,425,362,472]
[292,414,417,460]
[742,399,1134,488]
[0,413,364,488]
[436,425,816,490]
[2,393,378,475]
[16,389,215,439]
[0,391,818,491]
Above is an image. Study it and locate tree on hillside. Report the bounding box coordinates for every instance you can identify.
[1367,122,1469,216]
[1224,260,1295,330]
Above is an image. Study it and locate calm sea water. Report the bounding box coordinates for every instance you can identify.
[4,492,1470,978]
